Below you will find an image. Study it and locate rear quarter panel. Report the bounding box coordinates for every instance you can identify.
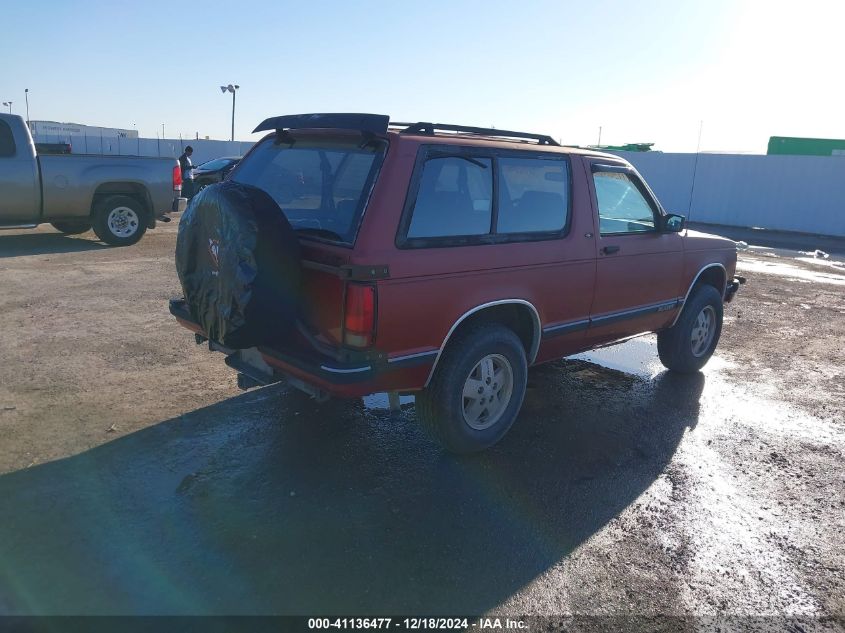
[357,142,597,365]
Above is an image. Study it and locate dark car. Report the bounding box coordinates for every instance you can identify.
[172,113,743,453]
[191,156,241,195]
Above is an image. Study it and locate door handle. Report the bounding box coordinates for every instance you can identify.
[601,245,620,255]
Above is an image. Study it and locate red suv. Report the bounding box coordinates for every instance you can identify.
[171,113,742,453]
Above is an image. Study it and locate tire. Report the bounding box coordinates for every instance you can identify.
[416,324,528,454]
[658,285,724,373]
[174,181,301,349]
[92,195,148,246]
[50,221,91,235]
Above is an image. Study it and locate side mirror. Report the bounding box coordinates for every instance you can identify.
[663,213,685,232]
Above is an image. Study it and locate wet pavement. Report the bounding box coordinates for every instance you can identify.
[0,224,843,624]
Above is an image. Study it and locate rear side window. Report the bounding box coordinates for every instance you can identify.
[497,157,568,233]
[407,156,492,238]
[0,121,15,157]
[232,136,384,245]
[593,171,656,234]
[400,149,570,247]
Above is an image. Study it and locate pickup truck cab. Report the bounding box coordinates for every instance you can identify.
[171,113,743,453]
[0,113,185,246]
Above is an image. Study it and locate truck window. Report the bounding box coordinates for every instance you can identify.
[496,157,568,233]
[407,156,493,238]
[0,121,15,157]
[593,171,656,234]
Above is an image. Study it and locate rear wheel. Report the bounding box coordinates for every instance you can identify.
[50,221,91,235]
[92,195,148,246]
[658,285,724,373]
[416,324,527,454]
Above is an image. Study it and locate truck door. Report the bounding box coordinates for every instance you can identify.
[585,161,684,343]
[0,117,40,225]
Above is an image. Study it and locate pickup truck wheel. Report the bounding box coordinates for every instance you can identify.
[92,195,148,246]
[416,324,527,454]
[50,221,91,235]
[658,285,723,373]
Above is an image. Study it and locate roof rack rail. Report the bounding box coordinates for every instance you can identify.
[253,113,389,134]
[391,122,559,146]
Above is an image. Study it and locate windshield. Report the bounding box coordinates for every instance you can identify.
[231,136,384,245]
[197,157,237,171]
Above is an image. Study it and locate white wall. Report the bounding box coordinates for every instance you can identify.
[615,151,845,237]
[32,133,255,165]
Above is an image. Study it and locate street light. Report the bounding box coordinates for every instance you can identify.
[24,89,30,126]
[220,84,239,141]
[2,101,12,114]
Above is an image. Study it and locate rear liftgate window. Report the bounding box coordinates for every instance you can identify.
[232,136,384,245]
[402,151,570,246]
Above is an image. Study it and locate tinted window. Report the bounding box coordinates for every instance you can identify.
[407,156,493,238]
[232,138,382,245]
[497,157,568,233]
[593,171,656,234]
[0,121,15,157]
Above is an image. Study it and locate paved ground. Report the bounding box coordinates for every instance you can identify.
[0,222,843,627]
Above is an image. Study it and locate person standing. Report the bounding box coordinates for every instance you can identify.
[179,146,196,199]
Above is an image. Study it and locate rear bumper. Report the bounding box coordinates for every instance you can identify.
[172,197,188,213]
[724,276,746,303]
[168,298,431,397]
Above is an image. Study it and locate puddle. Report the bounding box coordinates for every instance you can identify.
[795,256,845,271]
[362,393,416,411]
[364,334,736,407]
[737,257,845,286]
[570,334,733,380]
[570,335,663,379]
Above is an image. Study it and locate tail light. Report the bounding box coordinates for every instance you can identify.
[172,165,183,192]
[344,283,376,348]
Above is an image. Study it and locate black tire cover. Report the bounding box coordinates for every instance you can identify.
[175,181,301,349]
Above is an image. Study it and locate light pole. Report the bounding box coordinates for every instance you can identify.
[2,101,12,114]
[24,89,30,126]
[220,84,239,141]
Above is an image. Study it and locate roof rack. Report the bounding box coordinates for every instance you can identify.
[391,122,559,146]
[253,113,389,135]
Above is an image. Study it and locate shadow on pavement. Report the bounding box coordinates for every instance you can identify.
[0,361,704,615]
[0,232,106,258]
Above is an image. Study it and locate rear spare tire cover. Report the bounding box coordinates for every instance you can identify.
[175,180,301,349]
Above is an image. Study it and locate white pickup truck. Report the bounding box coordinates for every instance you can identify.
[0,113,186,246]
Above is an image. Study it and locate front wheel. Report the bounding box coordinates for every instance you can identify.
[416,324,528,453]
[658,285,724,373]
[92,195,148,246]
[50,221,91,235]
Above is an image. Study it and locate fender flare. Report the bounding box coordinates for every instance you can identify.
[425,299,541,387]
[670,263,727,327]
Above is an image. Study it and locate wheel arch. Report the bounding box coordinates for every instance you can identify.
[425,299,541,387]
[671,263,727,327]
[91,183,153,225]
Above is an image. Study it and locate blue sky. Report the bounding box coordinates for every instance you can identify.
[2,0,842,152]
